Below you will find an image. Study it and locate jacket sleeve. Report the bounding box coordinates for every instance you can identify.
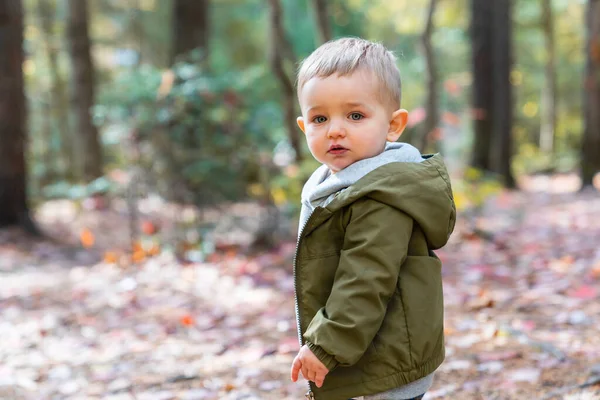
[303,198,413,371]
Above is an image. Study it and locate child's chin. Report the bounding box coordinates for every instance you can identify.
[327,161,353,173]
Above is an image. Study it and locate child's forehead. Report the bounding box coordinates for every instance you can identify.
[300,70,393,109]
[302,70,380,96]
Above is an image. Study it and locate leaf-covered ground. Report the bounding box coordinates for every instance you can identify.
[1,178,600,399]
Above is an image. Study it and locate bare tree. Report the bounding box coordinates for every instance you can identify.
[67,0,103,182]
[171,0,209,63]
[540,0,557,154]
[267,0,303,162]
[0,0,36,231]
[420,0,439,153]
[311,0,332,45]
[582,0,600,187]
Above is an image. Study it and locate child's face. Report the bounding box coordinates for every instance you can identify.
[297,70,408,173]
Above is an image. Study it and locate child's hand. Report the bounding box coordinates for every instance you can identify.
[290,345,329,388]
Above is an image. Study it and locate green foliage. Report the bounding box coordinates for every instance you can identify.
[453,167,503,214]
[42,176,115,200]
[211,0,269,70]
[95,52,284,206]
[513,143,579,176]
[268,157,321,215]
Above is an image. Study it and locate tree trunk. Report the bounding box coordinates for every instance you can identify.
[470,0,494,171]
[171,0,209,63]
[0,0,35,230]
[67,0,103,182]
[490,0,515,188]
[421,0,439,153]
[540,0,557,154]
[582,0,600,187]
[311,0,332,45]
[38,0,74,181]
[470,0,515,187]
[267,0,303,162]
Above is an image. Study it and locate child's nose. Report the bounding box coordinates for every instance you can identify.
[326,120,346,138]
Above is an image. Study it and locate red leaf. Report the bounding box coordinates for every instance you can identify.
[568,285,598,300]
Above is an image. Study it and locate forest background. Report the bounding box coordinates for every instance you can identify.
[1,0,600,399]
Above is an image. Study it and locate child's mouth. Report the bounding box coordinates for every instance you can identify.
[328,145,348,155]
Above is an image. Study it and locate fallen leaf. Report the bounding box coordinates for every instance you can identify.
[224,383,236,392]
[80,229,95,248]
[146,245,161,257]
[180,315,195,327]
[141,221,158,235]
[103,251,119,264]
[132,250,146,263]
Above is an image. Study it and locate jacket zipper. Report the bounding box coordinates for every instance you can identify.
[294,207,321,400]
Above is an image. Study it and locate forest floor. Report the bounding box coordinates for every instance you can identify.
[1,174,600,400]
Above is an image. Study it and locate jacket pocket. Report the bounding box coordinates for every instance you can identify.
[302,215,345,259]
[398,255,444,366]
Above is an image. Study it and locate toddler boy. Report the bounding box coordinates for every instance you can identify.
[290,37,456,400]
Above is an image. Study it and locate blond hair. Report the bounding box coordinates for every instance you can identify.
[296,37,402,109]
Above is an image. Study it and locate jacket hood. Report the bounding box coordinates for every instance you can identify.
[298,142,424,237]
[322,154,456,250]
[301,142,424,212]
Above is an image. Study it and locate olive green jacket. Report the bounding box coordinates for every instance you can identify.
[294,154,456,400]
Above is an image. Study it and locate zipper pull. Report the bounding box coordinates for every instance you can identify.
[305,390,315,399]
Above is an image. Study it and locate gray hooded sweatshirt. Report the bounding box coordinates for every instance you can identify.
[298,141,434,400]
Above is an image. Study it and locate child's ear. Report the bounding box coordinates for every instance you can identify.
[387,109,409,142]
[297,117,306,134]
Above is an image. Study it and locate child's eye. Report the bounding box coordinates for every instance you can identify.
[313,116,327,124]
[349,113,364,121]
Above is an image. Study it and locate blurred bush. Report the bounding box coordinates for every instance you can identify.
[513,143,579,176]
[94,50,293,208]
[453,167,504,216]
